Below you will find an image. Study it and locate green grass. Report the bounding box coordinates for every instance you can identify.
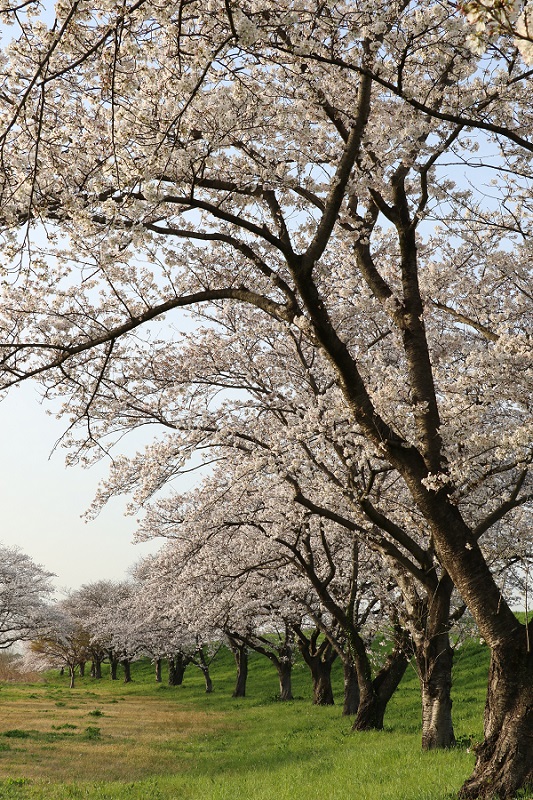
[0,639,524,800]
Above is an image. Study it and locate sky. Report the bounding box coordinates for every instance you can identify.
[0,382,160,593]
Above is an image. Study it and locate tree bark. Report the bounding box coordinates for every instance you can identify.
[277,659,294,701]
[91,658,102,679]
[399,571,457,750]
[459,639,533,800]
[406,496,532,796]
[155,657,162,683]
[109,651,118,681]
[295,627,337,706]
[350,624,410,731]
[342,659,359,716]
[227,636,248,698]
[310,658,335,705]
[168,653,188,686]
[202,667,213,694]
[122,658,132,683]
[68,665,75,689]
[418,634,455,750]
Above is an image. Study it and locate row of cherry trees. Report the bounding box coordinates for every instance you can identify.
[0,1,531,797]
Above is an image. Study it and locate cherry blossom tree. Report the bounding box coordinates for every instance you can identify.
[85,580,145,682]
[0,2,531,796]
[61,580,128,678]
[28,606,90,689]
[0,543,54,649]
[131,557,222,690]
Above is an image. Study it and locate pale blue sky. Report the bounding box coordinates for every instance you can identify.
[0,383,160,592]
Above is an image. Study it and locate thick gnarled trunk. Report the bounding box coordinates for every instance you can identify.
[407,494,532,797]
[459,640,533,800]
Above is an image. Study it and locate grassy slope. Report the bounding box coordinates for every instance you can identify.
[0,637,522,800]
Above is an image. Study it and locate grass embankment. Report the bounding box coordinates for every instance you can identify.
[0,638,516,800]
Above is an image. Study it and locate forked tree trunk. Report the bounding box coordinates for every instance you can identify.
[227,627,294,701]
[351,626,410,731]
[295,629,337,706]
[406,492,532,797]
[459,640,533,800]
[351,634,384,731]
[342,660,359,716]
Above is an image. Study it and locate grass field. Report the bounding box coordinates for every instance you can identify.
[0,638,524,800]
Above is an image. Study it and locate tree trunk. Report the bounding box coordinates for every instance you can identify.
[342,659,359,716]
[109,652,118,680]
[350,630,383,731]
[202,667,213,694]
[295,629,337,706]
[417,635,455,750]
[78,661,85,678]
[459,640,533,800]
[311,659,335,705]
[402,573,456,751]
[277,660,294,701]
[352,625,411,731]
[91,659,102,679]
[404,491,532,797]
[122,659,132,683]
[168,653,188,686]
[227,637,248,698]
[155,658,162,683]
[68,665,75,689]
